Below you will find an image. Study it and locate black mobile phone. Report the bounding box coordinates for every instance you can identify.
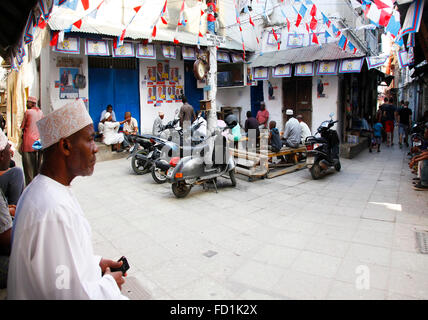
[110,256,130,275]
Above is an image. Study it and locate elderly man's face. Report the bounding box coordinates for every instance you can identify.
[67,124,98,177]
[27,101,35,109]
[107,106,113,113]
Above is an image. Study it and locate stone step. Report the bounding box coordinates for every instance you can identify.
[95,142,129,162]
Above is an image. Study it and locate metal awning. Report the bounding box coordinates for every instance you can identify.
[249,43,366,67]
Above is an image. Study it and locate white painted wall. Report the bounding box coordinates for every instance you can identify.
[217,86,251,126]
[311,75,339,132]
[263,76,283,130]
[41,38,89,115]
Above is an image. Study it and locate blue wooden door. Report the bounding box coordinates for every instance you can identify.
[89,66,140,132]
[251,80,264,117]
[184,61,203,111]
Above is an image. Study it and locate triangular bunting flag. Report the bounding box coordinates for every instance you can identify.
[50,31,59,46]
[310,15,317,30]
[81,0,89,10]
[134,6,141,13]
[310,4,317,17]
[312,33,319,44]
[296,14,302,27]
[73,19,82,29]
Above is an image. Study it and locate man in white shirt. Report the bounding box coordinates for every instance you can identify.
[282,109,301,148]
[122,112,138,150]
[296,114,312,144]
[98,105,116,136]
[8,99,128,299]
[152,112,165,137]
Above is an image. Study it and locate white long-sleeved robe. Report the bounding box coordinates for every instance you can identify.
[7,174,128,300]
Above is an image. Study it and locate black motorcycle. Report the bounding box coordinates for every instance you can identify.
[305,114,341,180]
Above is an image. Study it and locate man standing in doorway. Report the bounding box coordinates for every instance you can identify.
[398,101,412,148]
[178,96,195,130]
[256,102,269,129]
[20,96,43,186]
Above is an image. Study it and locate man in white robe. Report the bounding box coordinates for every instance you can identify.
[296,114,312,144]
[8,99,128,300]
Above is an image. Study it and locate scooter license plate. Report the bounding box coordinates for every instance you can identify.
[167,168,174,178]
[307,156,315,165]
[414,141,422,146]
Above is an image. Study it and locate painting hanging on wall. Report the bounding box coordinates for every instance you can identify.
[59,67,79,99]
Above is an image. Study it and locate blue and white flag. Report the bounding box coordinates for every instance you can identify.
[401,0,424,36]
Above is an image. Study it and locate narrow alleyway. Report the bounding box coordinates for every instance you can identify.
[72,144,428,300]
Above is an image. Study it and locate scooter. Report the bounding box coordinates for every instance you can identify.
[305,113,341,180]
[166,115,238,198]
[150,117,206,184]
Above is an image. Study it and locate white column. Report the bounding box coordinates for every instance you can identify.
[207,45,217,134]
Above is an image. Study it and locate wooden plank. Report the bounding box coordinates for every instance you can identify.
[267,162,307,179]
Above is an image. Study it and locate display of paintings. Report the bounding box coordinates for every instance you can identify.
[113,42,135,58]
[287,34,304,48]
[182,47,196,60]
[85,39,109,56]
[53,36,80,54]
[156,85,166,103]
[170,67,180,83]
[295,63,314,76]
[147,84,156,104]
[154,61,170,82]
[217,51,230,63]
[162,45,176,59]
[166,84,174,103]
[316,61,338,75]
[231,53,244,63]
[267,31,281,46]
[136,44,156,59]
[272,65,292,78]
[339,58,364,73]
[253,67,269,80]
[145,66,156,82]
[59,68,79,99]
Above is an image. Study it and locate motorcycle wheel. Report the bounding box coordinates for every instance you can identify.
[310,162,322,180]
[172,182,192,198]
[334,161,341,172]
[131,149,150,175]
[151,166,167,184]
[229,169,237,187]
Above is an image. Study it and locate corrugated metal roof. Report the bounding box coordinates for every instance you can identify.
[249,43,366,67]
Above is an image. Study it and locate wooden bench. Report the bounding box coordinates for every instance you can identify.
[231,142,307,180]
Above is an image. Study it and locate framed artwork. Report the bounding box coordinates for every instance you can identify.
[252,67,269,80]
[162,45,176,59]
[136,44,156,59]
[295,63,314,76]
[287,34,304,48]
[113,42,135,58]
[85,39,110,56]
[59,68,79,99]
[53,36,80,54]
[272,65,292,78]
[316,61,338,75]
[339,58,364,73]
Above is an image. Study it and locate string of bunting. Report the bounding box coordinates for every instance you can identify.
[232,0,246,60]
[149,0,168,41]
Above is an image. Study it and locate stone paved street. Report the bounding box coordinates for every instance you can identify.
[72,144,428,300]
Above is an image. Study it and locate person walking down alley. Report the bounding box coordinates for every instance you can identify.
[7,99,128,299]
[20,96,43,186]
[398,101,412,148]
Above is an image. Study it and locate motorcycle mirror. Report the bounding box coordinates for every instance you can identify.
[175,109,179,115]
[329,112,335,118]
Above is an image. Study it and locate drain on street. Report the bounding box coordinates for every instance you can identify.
[415,230,428,254]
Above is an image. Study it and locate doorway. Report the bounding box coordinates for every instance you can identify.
[282,77,312,130]
[88,57,140,132]
[184,61,204,111]
[250,80,264,117]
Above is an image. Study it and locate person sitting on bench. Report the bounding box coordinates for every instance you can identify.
[282,109,301,148]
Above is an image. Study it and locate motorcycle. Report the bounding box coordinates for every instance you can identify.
[409,122,425,156]
[305,113,341,180]
[150,116,206,184]
[166,115,237,198]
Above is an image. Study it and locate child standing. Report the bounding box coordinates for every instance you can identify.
[370,119,383,153]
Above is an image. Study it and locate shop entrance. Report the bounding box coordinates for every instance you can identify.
[88,57,140,132]
[282,77,312,130]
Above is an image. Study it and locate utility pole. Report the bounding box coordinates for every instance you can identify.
[206,0,218,134]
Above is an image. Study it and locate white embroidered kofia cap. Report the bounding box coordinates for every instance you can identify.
[37,99,93,149]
